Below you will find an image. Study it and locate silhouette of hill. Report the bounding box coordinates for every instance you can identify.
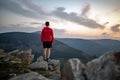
[0,32,91,62]
[93,39,120,51]
[32,31,41,34]
[57,38,120,56]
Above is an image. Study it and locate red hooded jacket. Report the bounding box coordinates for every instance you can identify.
[40,26,54,43]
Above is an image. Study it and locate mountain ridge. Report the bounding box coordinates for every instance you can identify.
[0,32,90,63]
[57,38,120,56]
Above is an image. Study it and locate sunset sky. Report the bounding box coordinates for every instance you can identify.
[0,0,120,40]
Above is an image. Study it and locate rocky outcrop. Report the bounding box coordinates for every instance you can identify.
[62,58,85,80]
[1,48,120,80]
[48,59,61,74]
[0,49,33,80]
[85,51,120,80]
[10,72,51,80]
[0,49,61,80]
[0,49,34,64]
[29,56,61,80]
[9,49,34,64]
[29,56,48,71]
[48,59,61,80]
[62,51,120,80]
[20,49,34,64]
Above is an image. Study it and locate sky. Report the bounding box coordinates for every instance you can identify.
[0,0,120,40]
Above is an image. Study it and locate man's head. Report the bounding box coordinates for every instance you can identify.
[45,21,49,26]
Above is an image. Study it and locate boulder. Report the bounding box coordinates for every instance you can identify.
[8,49,34,64]
[29,57,61,80]
[48,59,61,80]
[9,72,51,80]
[29,56,48,71]
[62,58,85,80]
[19,49,34,64]
[48,59,61,73]
[29,61,48,71]
[85,51,120,80]
[37,56,44,62]
[8,49,19,56]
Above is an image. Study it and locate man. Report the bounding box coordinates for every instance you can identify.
[40,21,54,62]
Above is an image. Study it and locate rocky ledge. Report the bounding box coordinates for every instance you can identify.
[0,49,61,80]
[62,51,120,80]
[0,49,120,80]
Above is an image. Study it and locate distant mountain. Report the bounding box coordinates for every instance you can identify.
[0,32,91,62]
[57,38,120,56]
[32,31,41,34]
[93,39,120,51]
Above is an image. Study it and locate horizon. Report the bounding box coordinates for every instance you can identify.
[0,31,120,41]
[0,0,120,40]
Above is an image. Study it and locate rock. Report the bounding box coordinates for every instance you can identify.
[29,61,48,70]
[0,49,8,58]
[62,58,85,80]
[9,73,16,77]
[7,49,34,64]
[9,72,51,80]
[19,49,34,64]
[48,59,61,73]
[49,73,61,80]
[85,51,120,80]
[29,57,61,80]
[8,49,19,56]
[37,56,44,62]
[0,49,4,54]
[29,56,48,71]
[47,59,61,80]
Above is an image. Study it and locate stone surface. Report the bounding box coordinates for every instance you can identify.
[2,48,120,80]
[8,49,34,64]
[62,58,85,80]
[29,56,48,74]
[85,51,120,80]
[29,61,48,71]
[29,57,61,80]
[10,72,51,80]
[19,49,34,64]
[0,49,4,54]
[48,59,61,73]
[48,59,61,80]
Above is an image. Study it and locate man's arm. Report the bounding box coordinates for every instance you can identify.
[51,29,54,43]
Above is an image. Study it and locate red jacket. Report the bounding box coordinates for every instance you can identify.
[40,26,54,43]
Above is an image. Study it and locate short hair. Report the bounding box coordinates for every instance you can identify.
[45,21,49,26]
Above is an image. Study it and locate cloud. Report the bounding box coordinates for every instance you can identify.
[54,29,66,34]
[28,22,42,25]
[0,0,105,29]
[101,32,110,37]
[54,29,66,38]
[113,7,120,12]
[0,0,41,19]
[104,22,109,25]
[102,32,108,35]
[0,24,39,33]
[81,3,90,17]
[19,0,49,16]
[111,24,120,32]
[53,7,105,29]
[0,24,67,38]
